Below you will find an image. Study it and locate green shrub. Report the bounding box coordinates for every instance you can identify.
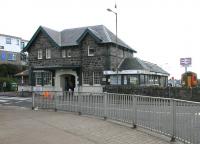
[0,77,17,92]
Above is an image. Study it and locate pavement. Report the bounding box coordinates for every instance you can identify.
[0,106,183,144]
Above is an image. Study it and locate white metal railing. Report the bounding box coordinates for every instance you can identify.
[32,91,200,144]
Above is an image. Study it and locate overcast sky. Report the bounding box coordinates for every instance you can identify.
[1,0,200,79]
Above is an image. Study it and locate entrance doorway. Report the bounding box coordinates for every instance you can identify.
[62,74,75,91]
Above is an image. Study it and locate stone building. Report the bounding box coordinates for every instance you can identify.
[23,25,168,93]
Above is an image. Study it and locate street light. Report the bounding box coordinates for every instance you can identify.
[107,8,118,50]
[107,8,119,90]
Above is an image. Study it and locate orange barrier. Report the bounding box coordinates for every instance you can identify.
[43,91,49,98]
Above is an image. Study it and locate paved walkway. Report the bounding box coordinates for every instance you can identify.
[0,106,181,144]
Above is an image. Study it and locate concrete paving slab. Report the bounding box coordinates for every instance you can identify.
[0,106,181,144]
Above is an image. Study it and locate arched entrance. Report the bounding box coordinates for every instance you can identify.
[61,74,75,91]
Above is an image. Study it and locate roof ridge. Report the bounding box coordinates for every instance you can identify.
[87,27,102,39]
[41,26,60,32]
[61,25,104,32]
[102,25,111,42]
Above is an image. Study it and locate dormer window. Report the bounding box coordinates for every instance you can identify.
[62,49,66,58]
[67,49,71,57]
[38,50,43,59]
[88,46,94,56]
[46,49,51,59]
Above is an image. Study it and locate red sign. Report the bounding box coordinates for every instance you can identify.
[180,58,192,66]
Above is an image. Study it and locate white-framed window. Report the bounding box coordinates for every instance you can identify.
[93,72,101,85]
[62,49,66,58]
[110,75,121,85]
[35,72,42,86]
[7,53,16,61]
[83,72,90,85]
[43,71,52,86]
[34,71,52,86]
[46,49,51,59]
[67,49,71,57]
[6,37,11,44]
[16,39,19,45]
[21,42,25,48]
[88,46,94,56]
[130,75,139,85]
[38,50,43,59]
[124,75,127,85]
[0,46,4,49]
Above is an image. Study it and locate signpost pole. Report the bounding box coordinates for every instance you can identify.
[185,66,187,73]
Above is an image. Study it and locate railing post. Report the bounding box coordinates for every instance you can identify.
[104,92,107,120]
[132,95,137,128]
[78,92,82,115]
[171,99,176,142]
[54,92,57,112]
[32,92,35,110]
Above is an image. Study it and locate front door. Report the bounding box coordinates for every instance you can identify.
[64,75,75,91]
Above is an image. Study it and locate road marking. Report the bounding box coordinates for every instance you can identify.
[0,100,9,102]
[4,103,12,105]
[0,96,31,101]
[15,101,22,103]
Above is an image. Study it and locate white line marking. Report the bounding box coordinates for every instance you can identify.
[0,96,31,101]
[0,100,8,102]
[4,103,12,105]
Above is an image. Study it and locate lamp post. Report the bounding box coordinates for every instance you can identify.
[107,8,119,90]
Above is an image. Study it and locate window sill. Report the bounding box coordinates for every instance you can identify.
[82,84,90,86]
[88,55,94,57]
[93,84,101,86]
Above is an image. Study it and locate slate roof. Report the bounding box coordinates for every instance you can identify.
[24,25,136,52]
[119,57,169,75]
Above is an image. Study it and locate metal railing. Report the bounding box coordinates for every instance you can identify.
[32,91,200,144]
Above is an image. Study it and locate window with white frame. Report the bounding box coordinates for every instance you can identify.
[6,37,11,44]
[124,75,127,85]
[7,53,16,61]
[21,42,25,49]
[16,39,19,45]
[110,75,121,85]
[88,46,94,56]
[130,75,138,85]
[67,49,71,57]
[38,50,43,59]
[35,72,42,86]
[83,72,90,84]
[93,72,101,85]
[43,71,52,85]
[35,71,52,86]
[46,49,51,59]
[62,49,66,58]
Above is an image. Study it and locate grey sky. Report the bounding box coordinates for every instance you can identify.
[1,0,200,79]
